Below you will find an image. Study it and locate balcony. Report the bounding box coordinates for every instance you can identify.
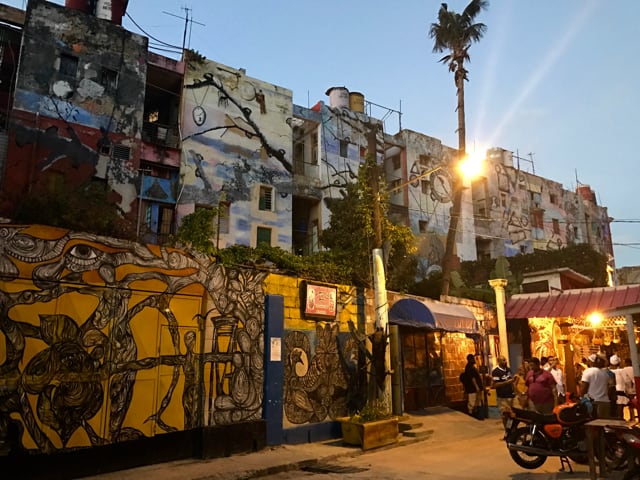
[142,121,180,149]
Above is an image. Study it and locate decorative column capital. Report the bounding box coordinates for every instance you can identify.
[489,278,508,290]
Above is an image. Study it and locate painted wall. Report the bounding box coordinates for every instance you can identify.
[178,59,294,249]
[475,150,612,259]
[1,1,147,218]
[264,274,370,428]
[0,224,268,457]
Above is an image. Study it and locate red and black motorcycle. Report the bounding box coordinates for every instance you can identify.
[504,398,626,471]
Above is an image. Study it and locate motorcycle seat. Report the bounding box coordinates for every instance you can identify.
[512,407,558,425]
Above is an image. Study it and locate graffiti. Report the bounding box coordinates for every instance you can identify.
[503,208,530,246]
[0,225,267,455]
[283,323,356,424]
[184,72,292,173]
[13,123,98,173]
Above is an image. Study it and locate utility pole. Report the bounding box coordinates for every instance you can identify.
[367,124,394,413]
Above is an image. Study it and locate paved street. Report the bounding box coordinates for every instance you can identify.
[257,417,594,480]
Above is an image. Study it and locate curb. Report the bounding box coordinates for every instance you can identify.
[207,429,436,480]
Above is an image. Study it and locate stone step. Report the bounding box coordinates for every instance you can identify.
[398,421,424,432]
[401,428,434,439]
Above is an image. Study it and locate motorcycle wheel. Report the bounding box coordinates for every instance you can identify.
[508,426,548,469]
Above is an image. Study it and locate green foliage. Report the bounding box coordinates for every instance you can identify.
[349,398,393,423]
[320,155,417,289]
[13,182,135,239]
[458,244,610,303]
[172,207,218,254]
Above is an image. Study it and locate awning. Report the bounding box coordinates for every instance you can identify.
[388,298,478,334]
[505,284,640,320]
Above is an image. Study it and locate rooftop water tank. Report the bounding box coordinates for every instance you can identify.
[325,86,350,109]
[349,92,365,113]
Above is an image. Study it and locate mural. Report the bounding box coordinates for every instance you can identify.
[178,59,293,249]
[282,322,362,425]
[0,225,267,455]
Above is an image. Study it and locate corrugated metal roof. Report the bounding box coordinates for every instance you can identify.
[505,285,640,320]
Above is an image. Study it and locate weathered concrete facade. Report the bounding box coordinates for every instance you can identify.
[2,0,148,218]
[472,148,613,261]
[178,58,294,249]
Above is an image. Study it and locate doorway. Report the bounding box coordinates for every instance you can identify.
[401,328,445,410]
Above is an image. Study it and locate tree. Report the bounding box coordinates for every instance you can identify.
[429,0,488,296]
[320,154,416,290]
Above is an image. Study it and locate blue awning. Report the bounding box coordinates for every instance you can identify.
[388,298,478,334]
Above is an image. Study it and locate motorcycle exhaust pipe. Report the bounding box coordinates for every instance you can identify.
[507,443,566,457]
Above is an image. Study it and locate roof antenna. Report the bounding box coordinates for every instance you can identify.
[163,8,205,52]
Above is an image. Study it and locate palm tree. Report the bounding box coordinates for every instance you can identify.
[429,0,488,296]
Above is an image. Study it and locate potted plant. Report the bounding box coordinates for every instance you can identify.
[338,399,398,450]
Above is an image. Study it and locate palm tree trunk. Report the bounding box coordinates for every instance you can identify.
[441,63,467,297]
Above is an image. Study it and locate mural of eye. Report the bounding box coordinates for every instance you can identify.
[65,244,103,271]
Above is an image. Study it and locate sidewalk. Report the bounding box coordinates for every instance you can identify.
[81,407,500,480]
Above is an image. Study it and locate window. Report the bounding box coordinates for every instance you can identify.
[259,185,274,211]
[389,178,401,192]
[339,140,348,158]
[421,180,429,195]
[100,67,118,93]
[552,218,560,235]
[550,193,558,205]
[531,210,543,228]
[112,144,131,162]
[257,227,271,246]
[391,154,401,170]
[500,192,507,207]
[419,220,428,233]
[59,53,78,78]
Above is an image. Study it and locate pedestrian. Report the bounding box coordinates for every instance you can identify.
[461,353,484,419]
[491,356,515,427]
[525,357,557,414]
[513,359,530,408]
[610,355,627,419]
[548,356,566,404]
[623,358,637,420]
[580,354,615,418]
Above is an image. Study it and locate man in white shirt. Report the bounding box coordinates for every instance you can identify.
[548,356,565,403]
[581,354,615,418]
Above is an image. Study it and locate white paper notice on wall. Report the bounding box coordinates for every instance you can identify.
[270,337,281,362]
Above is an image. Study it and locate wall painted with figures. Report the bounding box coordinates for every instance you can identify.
[264,275,371,431]
[0,224,269,477]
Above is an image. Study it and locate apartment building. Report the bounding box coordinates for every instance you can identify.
[0,1,614,272]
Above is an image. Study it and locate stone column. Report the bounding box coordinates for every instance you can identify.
[489,278,510,365]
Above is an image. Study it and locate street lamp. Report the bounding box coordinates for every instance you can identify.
[441,150,485,297]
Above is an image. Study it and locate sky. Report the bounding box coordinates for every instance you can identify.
[5,0,640,267]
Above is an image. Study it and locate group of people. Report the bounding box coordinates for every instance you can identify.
[461,352,637,421]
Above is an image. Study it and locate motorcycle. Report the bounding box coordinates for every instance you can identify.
[504,397,627,471]
[605,423,640,479]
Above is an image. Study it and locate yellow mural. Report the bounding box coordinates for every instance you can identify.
[0,225,267,455]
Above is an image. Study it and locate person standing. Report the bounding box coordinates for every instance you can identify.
[492,356,515,426]
[548,356,566,404]
[623,358,637,420]
[525,357,557,414]
[461,353,484,419]
[610,355,627,419]
[581,354,615,418]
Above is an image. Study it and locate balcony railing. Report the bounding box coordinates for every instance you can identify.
[142,122,180,149]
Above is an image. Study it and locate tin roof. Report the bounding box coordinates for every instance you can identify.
[505,284,640,320]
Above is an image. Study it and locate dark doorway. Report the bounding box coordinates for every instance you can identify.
[401,328,445,410]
